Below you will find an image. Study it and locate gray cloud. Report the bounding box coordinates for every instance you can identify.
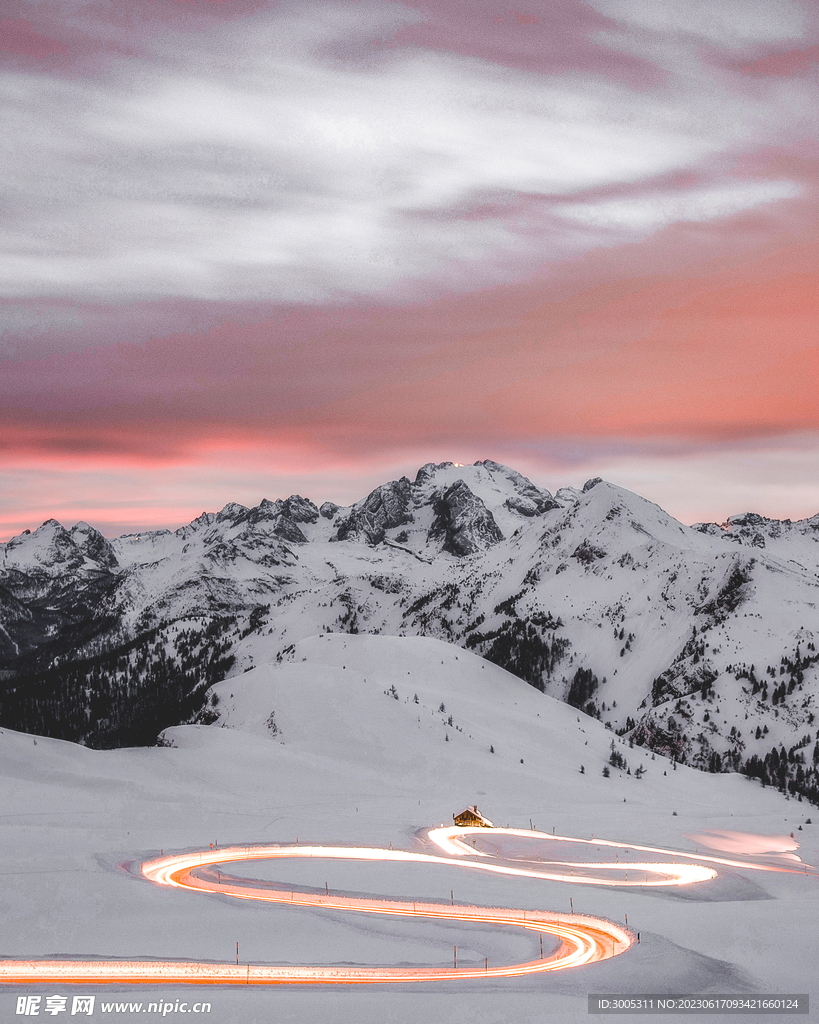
[0,1,815,307]
[587,0,807,49]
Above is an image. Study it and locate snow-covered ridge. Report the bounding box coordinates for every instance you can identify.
[1,460,818,803]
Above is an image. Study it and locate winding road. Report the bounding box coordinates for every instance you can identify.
[3,824,795,987]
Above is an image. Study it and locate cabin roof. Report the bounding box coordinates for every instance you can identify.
[453,805,494,827]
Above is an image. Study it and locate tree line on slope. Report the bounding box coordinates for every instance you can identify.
[0,617,236,748]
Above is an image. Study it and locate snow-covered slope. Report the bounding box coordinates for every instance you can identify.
[0,635,815,1023]
[1,461,818,805]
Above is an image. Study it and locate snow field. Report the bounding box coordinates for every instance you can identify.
[0,633,816,1023]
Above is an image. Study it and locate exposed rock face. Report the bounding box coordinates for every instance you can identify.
[215,503,249,524]
[504,494,554,517]
[427,481,504,556]
[478,460,559,516]
[554,486,582,505]
[414,462,455,486]
[335,478,414,545]
[176,512,218,540]
[246,496,320,544]
[69,522,119,569]
[692,508,819,563]
[279,496,320,524]
[692,522,728,539]
[319,502,340,519]
[261,516,308,546]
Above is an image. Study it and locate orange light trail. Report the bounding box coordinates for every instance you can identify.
[429,826,816,878]
[427,828,716,885]
[1,826,747,987]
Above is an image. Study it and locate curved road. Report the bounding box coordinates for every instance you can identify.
[5,824,788,986]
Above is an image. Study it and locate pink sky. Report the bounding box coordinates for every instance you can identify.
[1,0,818,539]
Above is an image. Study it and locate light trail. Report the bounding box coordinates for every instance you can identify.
[429,827,817,878]
[1,841,630,986]
[141,840,715,889]
[427,828,716,885]
[4,824,759,987]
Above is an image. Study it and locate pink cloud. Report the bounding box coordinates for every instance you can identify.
[0,17,82,74]
[0,18,70,59]
[1,0,818,534]
[731,43,819,78]
[1,215,817,466]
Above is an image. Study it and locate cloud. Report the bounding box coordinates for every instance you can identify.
[1,0,817,537]
[0,302,85,357]
[534,434,819,525]
[552,179,802,231]
[3,427,819,540]
[1,1,813,307]
[0,17,70,60]
[586,0,807,49]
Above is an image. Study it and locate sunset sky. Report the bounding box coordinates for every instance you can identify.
[2,0,818,539]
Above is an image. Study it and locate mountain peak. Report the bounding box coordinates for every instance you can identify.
[69,521,119,569]
[335,477,414,545]
[427,479,504,556]
[413,462,455,486]
[216,502,249,524]
[3,517,84,572]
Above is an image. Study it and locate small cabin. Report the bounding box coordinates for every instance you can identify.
[453,805,494,828]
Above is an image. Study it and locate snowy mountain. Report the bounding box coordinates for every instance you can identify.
[1,460,818,805]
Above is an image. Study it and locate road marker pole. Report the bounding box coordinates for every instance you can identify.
[454,946,456,969]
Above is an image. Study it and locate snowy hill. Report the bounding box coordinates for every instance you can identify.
[0,634,816,1023]
[1,460,818,805]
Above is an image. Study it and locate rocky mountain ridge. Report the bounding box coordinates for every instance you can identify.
[1,459,818,804]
